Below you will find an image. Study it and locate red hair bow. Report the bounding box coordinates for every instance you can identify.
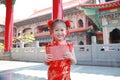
[65,20,71,27]
[65,20,71,36]
[48,20,53,27]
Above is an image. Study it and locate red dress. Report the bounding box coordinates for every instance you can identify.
[46,40,73,80]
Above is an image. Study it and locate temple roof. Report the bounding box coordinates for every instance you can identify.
[79,0,120,11]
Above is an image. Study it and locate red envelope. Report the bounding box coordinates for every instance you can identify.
[47,45,70,60]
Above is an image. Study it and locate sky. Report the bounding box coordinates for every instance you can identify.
[0,0,72,21]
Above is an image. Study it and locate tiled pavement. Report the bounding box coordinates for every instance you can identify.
[0,60,120,80]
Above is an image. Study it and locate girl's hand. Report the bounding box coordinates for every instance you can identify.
[64,51,77,64]
[64,52,73,59]
[44,54,53,63]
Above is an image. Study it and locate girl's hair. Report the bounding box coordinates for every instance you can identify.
[52,19,66,29]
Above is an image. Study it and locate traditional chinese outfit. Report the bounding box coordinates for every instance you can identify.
[46,39,73,80]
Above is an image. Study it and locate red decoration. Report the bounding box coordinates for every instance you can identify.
[53,0,63,20]
[48,20,53,27]
[65,20,71,27]
[65,20,71,36]
[47,45,69,60]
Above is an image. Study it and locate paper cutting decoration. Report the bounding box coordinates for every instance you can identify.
[47,45,69,60]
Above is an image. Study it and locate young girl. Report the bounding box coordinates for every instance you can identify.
[44,19,76,80]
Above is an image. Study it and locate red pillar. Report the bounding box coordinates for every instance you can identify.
[53,0,63,20]
[4,0,13,53]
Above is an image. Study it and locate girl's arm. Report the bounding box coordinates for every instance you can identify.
[71,48,77,64]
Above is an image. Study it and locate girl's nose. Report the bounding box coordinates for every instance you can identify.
[57,31,61,34]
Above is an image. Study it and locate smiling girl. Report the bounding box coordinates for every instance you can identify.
[44,19,76,80]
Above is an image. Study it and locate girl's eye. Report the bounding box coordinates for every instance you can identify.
[61,29,64,31]
[55,29,58,31]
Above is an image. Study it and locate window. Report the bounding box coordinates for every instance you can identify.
[77,19,83,28]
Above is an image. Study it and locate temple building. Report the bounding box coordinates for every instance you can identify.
[0,0,120,48]
[79,0,120,44]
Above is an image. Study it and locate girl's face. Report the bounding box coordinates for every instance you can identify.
[53,23,67,41]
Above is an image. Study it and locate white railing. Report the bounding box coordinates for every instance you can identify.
[0,44,120,66]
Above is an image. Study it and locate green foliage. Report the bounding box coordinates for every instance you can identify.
[0,42,4,48]
[14,35,35,43]
[24,35,35,42]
